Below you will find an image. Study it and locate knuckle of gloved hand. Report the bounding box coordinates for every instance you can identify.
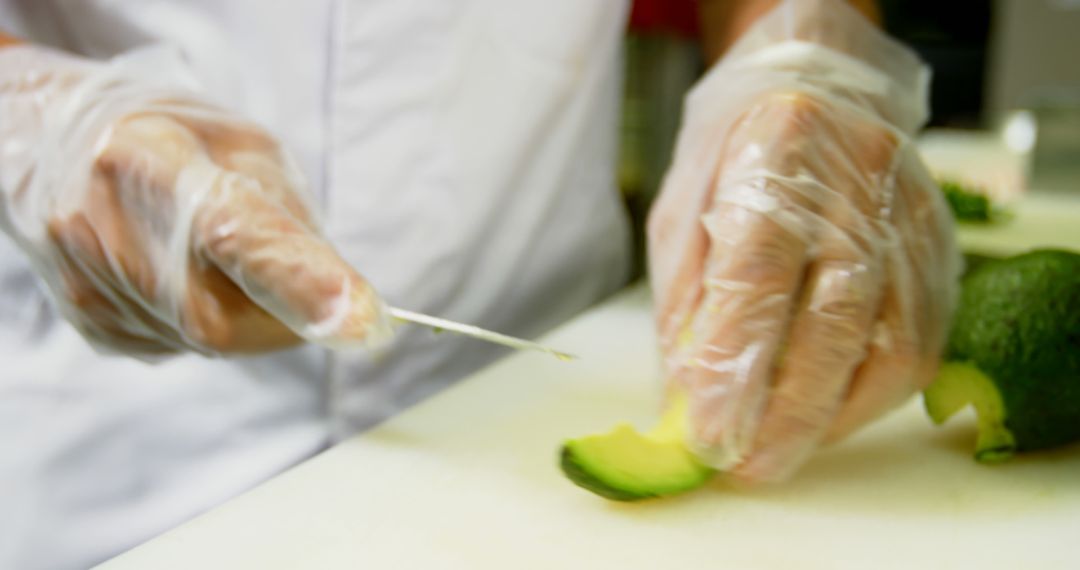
[804,321,868,366]
[720,106,822,178]
[179,301,233,352]
[755,91,823,133]
[800,313,866,356]
[734,295,793,331]
[872,318,920,366]
[203,120,279,156]
[714,239,800,292]
[194,212,239,261]
[806,262,875,316]
[97,114,202,182]
[190,179,263,260]
[717,184,820,241]
[805,287,865,330]
[769,386,836,436]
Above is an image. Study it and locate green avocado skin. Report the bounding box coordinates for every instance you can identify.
[946,249,1080,451]
[962,252,1001,278]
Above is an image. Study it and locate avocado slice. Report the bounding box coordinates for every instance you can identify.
[924,249,1080,462]
[560,396,715,501]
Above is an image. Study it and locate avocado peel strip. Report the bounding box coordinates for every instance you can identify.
[924,362,1017,463]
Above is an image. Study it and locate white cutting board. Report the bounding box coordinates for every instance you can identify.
[103,286,1080,570]
[955,193,1080,256]
[919,128,1080,257]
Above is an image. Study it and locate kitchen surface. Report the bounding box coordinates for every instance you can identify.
[100,131,1080,568]
[5,1,1080,568]
[101,293,1080,569]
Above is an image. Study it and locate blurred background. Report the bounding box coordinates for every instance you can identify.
[619,0,1080,275]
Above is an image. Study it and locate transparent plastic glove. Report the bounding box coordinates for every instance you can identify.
[648,0,960,484]
[0,45,390,356]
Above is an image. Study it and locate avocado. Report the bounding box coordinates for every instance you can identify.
[924,249,1080,462]
[961,252,1001,278]
[560,395,714,501]
[939,179,995,223]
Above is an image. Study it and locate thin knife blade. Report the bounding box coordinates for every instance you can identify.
[387,307,576,361]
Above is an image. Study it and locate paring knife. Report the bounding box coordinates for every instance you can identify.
[388,307,576,361]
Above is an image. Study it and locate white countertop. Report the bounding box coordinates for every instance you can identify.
[100,131,1080,569]
[102,285,1080,569]
[918,129,1080,256]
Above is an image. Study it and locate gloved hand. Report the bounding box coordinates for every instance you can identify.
[0,44,390,356]
[648,0,960,483]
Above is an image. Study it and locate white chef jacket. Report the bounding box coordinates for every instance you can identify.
[0,1,631,567]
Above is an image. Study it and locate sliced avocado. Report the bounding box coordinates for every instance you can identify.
[924,362,1017,462]
[560,396,714,501]
[924,249,1080,462]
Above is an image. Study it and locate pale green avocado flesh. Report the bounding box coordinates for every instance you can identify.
[560,398,715,501]
[924,362,1017,463]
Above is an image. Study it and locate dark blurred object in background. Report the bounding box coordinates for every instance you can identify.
[627,0,697,37]
[987,1,1080,195]
[879,0,993,128]
[620,0,700,278]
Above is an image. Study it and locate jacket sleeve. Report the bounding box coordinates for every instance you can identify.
[0,1,153,58]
